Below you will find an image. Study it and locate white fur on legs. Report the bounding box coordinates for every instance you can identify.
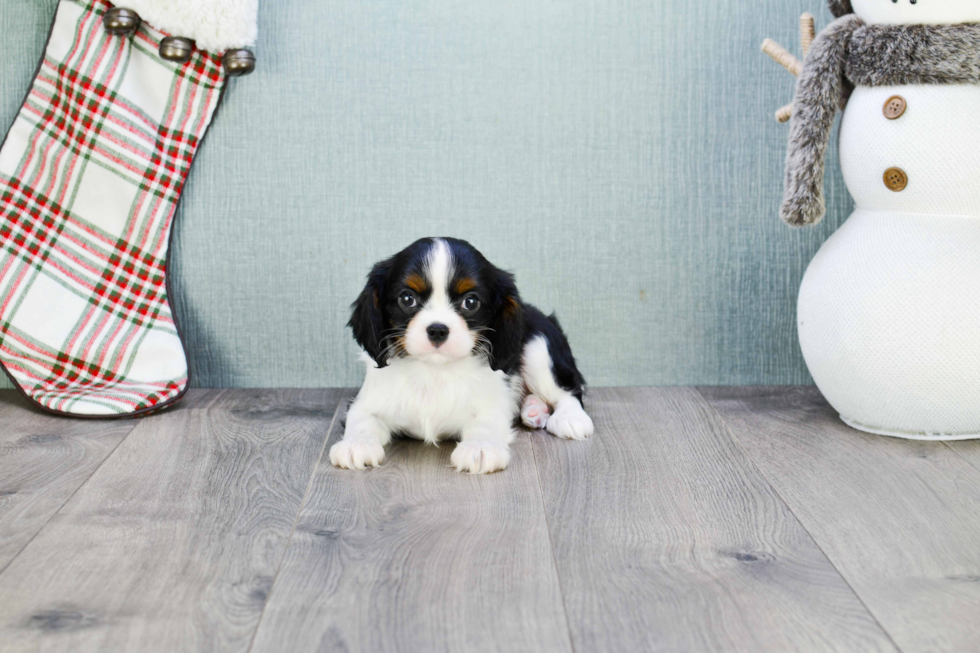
[521,394,551,429]
[451,440,511,474]
[521,335,594,440]
[338,351,518,473]
[451,415,514,474]
[329,439,386,470]
[330,408,391,470]
[547,396,594,440]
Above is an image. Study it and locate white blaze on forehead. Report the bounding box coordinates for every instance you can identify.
[404,238,474,362]
[423,239,454,309]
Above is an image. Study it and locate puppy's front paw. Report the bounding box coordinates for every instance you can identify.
[451,440,510,474]
[329,439,386,470]
[547,400,594,440]
[520,394,551,429]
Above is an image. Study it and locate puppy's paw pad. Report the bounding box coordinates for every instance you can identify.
[329,440,385,470]
[521,395,551,429]
[547,404,594,440]
[451,440,510,474]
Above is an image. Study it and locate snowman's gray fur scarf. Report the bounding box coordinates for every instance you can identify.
[781,17,980,226]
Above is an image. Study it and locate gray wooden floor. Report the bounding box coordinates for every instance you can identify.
[1,387,979,653]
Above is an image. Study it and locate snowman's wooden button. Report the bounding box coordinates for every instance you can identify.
[883,96,907,120]
[883,167,908,192]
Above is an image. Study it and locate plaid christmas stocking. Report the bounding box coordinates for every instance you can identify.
[0,0,255,417]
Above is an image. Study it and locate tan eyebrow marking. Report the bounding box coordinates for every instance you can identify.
[405,274,427,293]
[455,278,476,294]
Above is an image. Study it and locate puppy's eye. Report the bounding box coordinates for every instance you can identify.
[461,295,480,313]
[399,292,417,309]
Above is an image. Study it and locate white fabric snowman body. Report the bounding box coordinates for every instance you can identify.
[797,0,980,438]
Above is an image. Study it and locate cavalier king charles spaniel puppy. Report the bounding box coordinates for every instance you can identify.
[330,237,593,474]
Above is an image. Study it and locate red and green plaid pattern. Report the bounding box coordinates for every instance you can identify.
[0,0,225,416]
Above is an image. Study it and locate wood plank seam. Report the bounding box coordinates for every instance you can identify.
[941,442,980,475]
[0,417,142,578]
[694,387,907,653]
[248,395,573,652]
[529,433,581,653]
[244,389,352,653]
[532,387,900,652]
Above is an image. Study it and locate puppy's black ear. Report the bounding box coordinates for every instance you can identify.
[488,268,525,372]
[349,260,391,367]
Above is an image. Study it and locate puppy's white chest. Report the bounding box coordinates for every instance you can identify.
[361,358,515,442]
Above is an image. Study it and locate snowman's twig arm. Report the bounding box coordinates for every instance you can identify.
[800,14,815,56]
[775,103,794,123]
[781,15,862,227]
[761,14,815,123]
[762,39,802,76]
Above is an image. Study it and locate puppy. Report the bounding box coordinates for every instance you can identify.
[330,237,593,474]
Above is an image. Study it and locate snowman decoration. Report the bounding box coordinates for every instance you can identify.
[765,0,980,439]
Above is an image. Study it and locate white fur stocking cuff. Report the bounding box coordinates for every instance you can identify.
[116,0,257,52]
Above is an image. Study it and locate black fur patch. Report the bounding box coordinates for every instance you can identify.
[522,307,586,401]
[348,238,436,366]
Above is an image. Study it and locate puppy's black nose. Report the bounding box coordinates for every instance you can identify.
[426,323,450,346]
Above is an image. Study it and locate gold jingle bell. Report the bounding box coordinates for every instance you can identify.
[103,7,141,37]
[159,36,195,63]
[223,49,256,77]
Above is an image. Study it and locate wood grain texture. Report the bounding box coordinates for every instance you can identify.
[533,387,896,653]
[250,399,574,653]
[0,389,343,653]
[0,391,141,572]
[701,386,980,653]
[945,439,980,475]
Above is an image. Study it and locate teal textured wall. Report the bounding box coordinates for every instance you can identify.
[0,0,851,389]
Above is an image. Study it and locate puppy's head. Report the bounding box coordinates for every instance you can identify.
[349,238,525,369]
